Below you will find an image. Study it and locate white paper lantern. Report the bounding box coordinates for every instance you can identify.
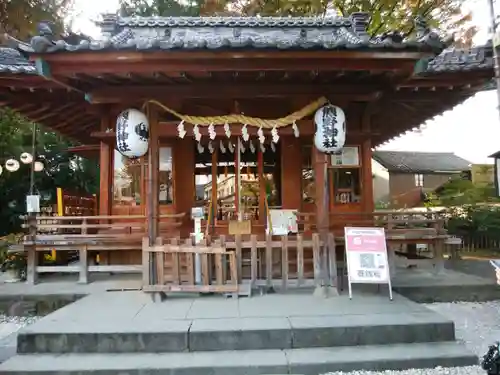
[5,159,20,172]
[34,161,44,172]
[116,109,149,158]
[314,104,346,154]
[20,152,33,164]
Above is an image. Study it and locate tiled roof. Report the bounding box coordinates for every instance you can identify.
[373,151,471,173]
[9,14,450,54]
[423,44,494,74]
[0,47,36,74]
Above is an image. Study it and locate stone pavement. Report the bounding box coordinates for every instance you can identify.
[0,291,477,374]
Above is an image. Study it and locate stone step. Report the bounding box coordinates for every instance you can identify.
[17,311,455,354]
[0,341,477,375]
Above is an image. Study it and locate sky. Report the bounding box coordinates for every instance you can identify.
[70,0,500,165]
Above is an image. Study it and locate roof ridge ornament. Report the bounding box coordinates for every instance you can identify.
[349,12,370,42]
[30,22,56,53]
[413,15,452,51]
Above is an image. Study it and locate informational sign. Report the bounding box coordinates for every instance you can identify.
[331,146,359,167]
[26,195,40,213]
[344,227,392,300]
[191,207,204,220]
[267,209,298,235]
[229,220,251,235]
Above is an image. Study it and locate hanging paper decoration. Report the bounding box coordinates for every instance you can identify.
[197,142,204,154]
[260,143,266,154]
[271,143,276,153]
[20,152,33,164]
[292,121,300,138]
[228,142,234,153]
[257,127,265,144]
[314,104,346,154]
[219,140,226,154]
[249,141,255,154]
[242,124,249,142]
[208,141,215,154]
[193,125,201,142]
[5,159,20,172]
[33,161,44,172]
[208,123,216,140]
[116,109,149,158]
[238,138,246,153]
[271,126,279,143]
[177,120,186,139]
[224,122,231,138]
[0,165,2,175]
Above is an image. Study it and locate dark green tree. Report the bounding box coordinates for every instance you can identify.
[0,109,98,236]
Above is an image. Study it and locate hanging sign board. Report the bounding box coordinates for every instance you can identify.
[344,227,392,300]
[26,195,40,213]
[229,220,251,235]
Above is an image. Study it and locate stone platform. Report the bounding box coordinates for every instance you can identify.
[0,290,477,375]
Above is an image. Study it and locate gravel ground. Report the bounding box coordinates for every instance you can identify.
[322,301,500,375]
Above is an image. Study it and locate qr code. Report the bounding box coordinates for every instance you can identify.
[359,253,376,269]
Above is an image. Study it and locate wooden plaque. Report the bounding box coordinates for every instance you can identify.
[228,220,251,235]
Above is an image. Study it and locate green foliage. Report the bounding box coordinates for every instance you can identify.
[118,0,476,46]
[0,109,98,236]
[432,178,500,207]
[446,205,500,240]
[0,0,74,39]
[119,0,204,16]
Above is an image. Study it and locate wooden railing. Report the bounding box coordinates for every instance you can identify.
[143,233,337,297]
[17,213,185,284]
[297,210,447,238]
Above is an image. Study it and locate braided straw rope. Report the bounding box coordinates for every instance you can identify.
[142,97,328,128]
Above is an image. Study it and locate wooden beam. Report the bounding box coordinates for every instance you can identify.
[49,58,419,76]
[33,50,427,63]
[88,84,382,103]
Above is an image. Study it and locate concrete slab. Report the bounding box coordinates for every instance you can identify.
[189,317,292,351]
[187,297,240,319]
[12,291,459,354]
[0,342,477,375]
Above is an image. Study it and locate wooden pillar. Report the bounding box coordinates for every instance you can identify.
[147,106,160,241]
[258,148,265,224]
[98,112,112,216]
[361,106,374,213]
[146,106,159,286]
[281,136,302,209]
[173,138,194,235]
[234,141,240,219]
[211,148,218,223]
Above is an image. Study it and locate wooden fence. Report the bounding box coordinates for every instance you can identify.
[143,233,337,296]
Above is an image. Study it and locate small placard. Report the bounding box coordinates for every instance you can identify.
[229,220,251,235]
[26,195,40,213]
[345,227,392,300]
[191,207,204,220]
[331,146,360,167]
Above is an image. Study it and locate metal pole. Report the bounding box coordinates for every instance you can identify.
[29,123,36,195]
[487,0,500,122]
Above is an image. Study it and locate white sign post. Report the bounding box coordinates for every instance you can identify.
[344,227,392,300]
[191,207,204,285]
